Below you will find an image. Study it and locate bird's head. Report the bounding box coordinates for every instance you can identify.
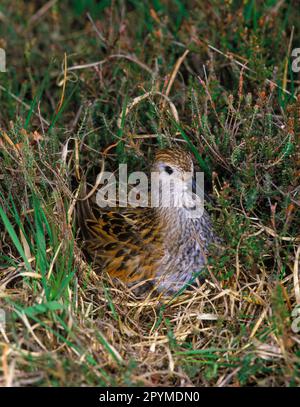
[151,147,194,208]
[152,147,194,186]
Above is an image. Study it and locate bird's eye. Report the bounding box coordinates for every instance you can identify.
[164,165,173,175]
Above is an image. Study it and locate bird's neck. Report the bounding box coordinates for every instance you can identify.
[151,178,203,237]
[155,205,192,237]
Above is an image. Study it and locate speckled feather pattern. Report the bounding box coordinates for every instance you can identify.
[77,148,219,294]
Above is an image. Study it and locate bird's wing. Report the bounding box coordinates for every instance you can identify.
[77,190,163,282]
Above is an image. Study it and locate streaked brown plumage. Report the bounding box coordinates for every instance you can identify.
[77,148,219,294]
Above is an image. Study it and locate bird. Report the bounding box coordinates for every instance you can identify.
[76,147,220,295]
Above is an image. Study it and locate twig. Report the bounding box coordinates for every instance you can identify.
[0,85,50,126]
[86,12,107,48]
[28,0,57,26]
[117,91,179,129]
[67,54,153,75]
